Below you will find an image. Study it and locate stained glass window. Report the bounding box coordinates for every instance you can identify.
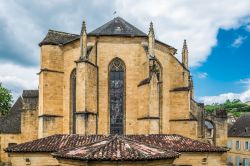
[109,58,125,135]
[70,69,76,134]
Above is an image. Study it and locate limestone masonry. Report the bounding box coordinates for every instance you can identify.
[0,17,228,166]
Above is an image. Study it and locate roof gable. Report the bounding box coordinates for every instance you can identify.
[53,135,179,161]
[89,17,147,36]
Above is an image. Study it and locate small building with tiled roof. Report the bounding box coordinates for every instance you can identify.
[52,135,180,166]
[1,17,228,165]
[5,134,226,165]
[227,114,250,165]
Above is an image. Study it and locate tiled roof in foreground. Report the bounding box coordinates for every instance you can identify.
[5,134,107,152]
[129,134,226,152]
[5,134,226,153]
[52,135,180,161]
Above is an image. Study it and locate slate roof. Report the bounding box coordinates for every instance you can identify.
[88,17,147,37]
[39,17,146,46]
[39,17,176,53]
[52,135,180,161]
[228,114,250,137]
[22,90,39,98]
[0,97,23,134]
[39,30,79,46]
[6,134,226,153]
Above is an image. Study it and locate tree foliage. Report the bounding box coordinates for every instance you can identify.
[0,83,13,116]
[205,99,250,117]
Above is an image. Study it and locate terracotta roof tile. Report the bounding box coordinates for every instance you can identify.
[52,135,180,161]
[127,134,226,152]
[5,134,107,152]
[5,134,226,153]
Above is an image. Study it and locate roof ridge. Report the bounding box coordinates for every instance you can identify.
[48,29,79,36]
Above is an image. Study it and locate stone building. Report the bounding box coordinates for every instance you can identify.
[1,17,227,165]
[227,114,250,166]
[0,90,38,162]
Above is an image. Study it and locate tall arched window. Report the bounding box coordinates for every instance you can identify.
[109,58,125,135]
[70,69,76,134]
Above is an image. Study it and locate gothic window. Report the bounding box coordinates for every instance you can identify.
[70,69,76,134]
[109,58,125,135]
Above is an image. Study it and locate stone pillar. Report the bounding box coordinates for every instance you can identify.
[75,21,97,135]
[38,44,64,138]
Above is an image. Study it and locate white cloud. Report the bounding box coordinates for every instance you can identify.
[239,78,250,88]
[197,72,208,79]
[114,0,250,66]
[246,25,250,32]
[0,62,38,101]
[231,36,248,48]
[199,90,250,105]
[199,78,250,104]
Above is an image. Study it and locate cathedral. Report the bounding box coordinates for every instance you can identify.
[0,17,228,166]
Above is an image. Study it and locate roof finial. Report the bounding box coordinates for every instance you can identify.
[80,20,87,58]
[148,21,155,58]
[113,11,117,18]
[81,21,87,35]
[182,39,188,69]
[149,22,154,36]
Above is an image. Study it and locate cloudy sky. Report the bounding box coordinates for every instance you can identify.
[0,0,250,104]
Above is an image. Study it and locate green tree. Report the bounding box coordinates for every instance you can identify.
[0,83,13,116]
[205,99,250,117]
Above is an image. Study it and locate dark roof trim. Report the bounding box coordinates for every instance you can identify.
[75,111,97,115]
[137,116,160,120]
[37,68,64,75]
[75,59,97,68]
[170,86,190,92]
[38,114,63,118]
[170,119,197,122]
[138,77,151,87]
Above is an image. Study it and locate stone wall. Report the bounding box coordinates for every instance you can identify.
[38,45,64,138]
[0,93,39,163]
[57,36,192,135]
[58,159,174,166]
[173,152,227,166]
[9,153,59,166]
[206,112,227,147]
[7,151,227,166]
